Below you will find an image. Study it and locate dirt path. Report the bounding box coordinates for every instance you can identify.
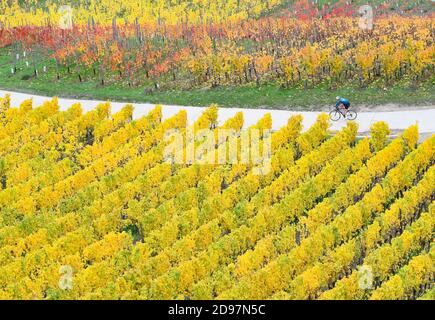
[1,89,434,134]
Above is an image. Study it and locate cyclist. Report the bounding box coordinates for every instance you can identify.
[335,96,351,116]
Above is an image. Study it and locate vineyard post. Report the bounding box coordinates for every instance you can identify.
[358,5,374,31]
[32,46,38,77]
[74,50,82,82]
[55,58,60,80]
[0,158,6,190]
[11,41,18,75]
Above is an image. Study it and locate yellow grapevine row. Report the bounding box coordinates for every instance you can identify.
[0,0,284,26]
[318,198,435,299]
[218,135,434,299]
[42,114,302,299]
[0,105,235,297]
[283,167,434,300]
[137,122,358,299]
[370,244,434,300]
[190,125,411,298]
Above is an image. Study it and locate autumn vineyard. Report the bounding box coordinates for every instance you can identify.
[0,1,434,106]
[0,94,434,300]
[0,0,434,302]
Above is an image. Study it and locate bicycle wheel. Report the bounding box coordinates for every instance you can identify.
[329,110,341,121]
[346,110,357,120]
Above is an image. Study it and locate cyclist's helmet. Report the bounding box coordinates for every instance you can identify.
[336,96,341,100]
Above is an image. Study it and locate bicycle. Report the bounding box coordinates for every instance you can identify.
[329,106,357,121]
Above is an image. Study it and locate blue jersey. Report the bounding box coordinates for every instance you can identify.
[336,98,350,108]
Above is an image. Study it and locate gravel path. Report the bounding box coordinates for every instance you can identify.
[1,90,434,134]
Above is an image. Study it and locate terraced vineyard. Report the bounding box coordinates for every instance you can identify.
[0,94,433,300]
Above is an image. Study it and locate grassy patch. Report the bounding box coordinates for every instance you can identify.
[0,48,433,110]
